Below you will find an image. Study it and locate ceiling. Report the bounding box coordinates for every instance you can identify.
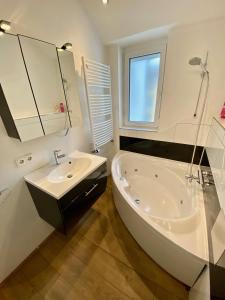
[79,0,225,44]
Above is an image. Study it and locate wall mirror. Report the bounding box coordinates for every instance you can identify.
[19,35,71,136]
[0,33,73,142]
[0,34,44,141]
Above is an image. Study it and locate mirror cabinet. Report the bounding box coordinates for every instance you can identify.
[0,33,75,142]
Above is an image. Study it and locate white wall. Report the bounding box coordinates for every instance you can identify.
[0,0,105,283]
[109,18,225,149]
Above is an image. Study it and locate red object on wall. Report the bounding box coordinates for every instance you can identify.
[60,102,65,113]
[220,102,225,119]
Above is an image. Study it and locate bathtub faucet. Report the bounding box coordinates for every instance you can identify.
[201,170,214,187]
[185,169,214,187]
[185,170,202,184]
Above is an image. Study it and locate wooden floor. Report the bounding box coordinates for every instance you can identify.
[0,178,188,300]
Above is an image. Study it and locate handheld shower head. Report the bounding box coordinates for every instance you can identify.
[189,56,208,74]
[189,57,202,66]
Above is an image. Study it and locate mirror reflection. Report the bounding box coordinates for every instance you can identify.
[0,34,44,141]
[58,49,77,128]
[19,35,70,135]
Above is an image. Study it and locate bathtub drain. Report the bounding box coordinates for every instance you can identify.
[135,199,140,205]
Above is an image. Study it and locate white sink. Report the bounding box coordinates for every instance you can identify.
[24,151,107,199]
[47,157,92,183]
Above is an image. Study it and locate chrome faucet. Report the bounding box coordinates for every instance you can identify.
[185,169,203,184]
[185,169,214,188]
[201,170,215,187]
[53,150,66,165]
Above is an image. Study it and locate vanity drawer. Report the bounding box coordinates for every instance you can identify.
[59,163,107,212]
[60,190,85,212]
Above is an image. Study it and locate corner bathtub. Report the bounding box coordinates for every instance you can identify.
[112,151,208,286]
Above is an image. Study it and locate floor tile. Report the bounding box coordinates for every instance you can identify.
[19,252,60,296]
[0,177,188,300]
[69,234,156,299]
[0,271,42,300]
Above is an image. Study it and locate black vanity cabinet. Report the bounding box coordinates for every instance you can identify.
[26,163,107,233]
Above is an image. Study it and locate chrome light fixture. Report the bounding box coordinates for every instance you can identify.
[0,20,11,33]
[57,43,72,52]
[102,0,109,5]
[61,42,72,50]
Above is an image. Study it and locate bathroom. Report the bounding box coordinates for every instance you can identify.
[0,0,225,299]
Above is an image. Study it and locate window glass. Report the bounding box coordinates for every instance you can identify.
[129,53,161,123]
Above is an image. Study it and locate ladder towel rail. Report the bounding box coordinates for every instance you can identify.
[82,57,113,152]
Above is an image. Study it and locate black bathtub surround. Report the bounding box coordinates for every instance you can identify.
[120,136,209,166]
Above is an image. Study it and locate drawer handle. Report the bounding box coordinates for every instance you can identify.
[85,183,98,197]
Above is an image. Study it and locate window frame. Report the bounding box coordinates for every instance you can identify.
[121,39,167,131]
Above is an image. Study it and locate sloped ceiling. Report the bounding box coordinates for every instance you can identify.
[79,0,225,44]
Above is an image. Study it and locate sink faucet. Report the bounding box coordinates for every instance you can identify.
[53,150,66,165]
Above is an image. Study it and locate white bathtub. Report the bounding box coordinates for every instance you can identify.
[112,151,208,286]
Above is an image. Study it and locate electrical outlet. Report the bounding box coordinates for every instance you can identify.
[15,153,33,167]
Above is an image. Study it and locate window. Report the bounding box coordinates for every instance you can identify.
[129,53,161,123]
[122,40,166,130]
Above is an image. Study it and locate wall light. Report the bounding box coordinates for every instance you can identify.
[0,20,11,32]
[60,42,72,50]
[102,0,109,5]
